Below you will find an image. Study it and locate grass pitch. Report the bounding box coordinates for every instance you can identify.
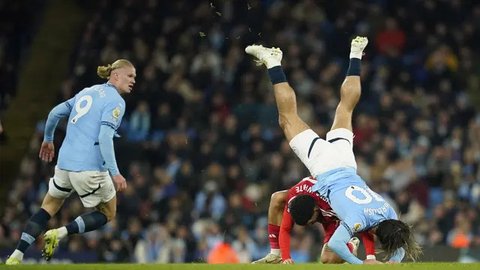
[3,263,480,270]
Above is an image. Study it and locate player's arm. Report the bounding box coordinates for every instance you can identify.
[98,125,120,176]
[43,98,74,142]
[360,231,376,260]
[327,222,363,264]
[388,247,405,263]
[99,100,125,177]
[279,206,294,261]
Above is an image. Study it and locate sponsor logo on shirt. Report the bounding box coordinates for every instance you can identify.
[112,106,121,121]
[363,202,390,216]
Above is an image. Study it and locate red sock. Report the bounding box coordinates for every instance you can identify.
[268,224,280,249]
[347,242,354,253]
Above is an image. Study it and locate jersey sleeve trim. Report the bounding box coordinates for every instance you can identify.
[65,101,72,110]
[340,221,353,237]
[101,121,117,130]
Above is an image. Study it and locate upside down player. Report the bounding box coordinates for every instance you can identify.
[245,37,421,264]
[253,176,376,264]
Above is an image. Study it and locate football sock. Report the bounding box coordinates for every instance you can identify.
[16,208,51,253]
[268,224,280,255]
[268,66,287,85]
[57,226,68,239]
[65,211,107,235]
[346,58,361,76]
[10,249,24,260]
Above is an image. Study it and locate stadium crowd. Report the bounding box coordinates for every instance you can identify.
[0,0,46,143]
[1,0,480,263]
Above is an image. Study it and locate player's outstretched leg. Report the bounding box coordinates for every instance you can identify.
[245,45,309,142]
[331,36,368,132]
[6,194,62,265]
[42,198,114,261]
[7,209,52,264]
[42,211,108,260]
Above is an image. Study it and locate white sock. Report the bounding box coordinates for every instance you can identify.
[349,51,363,60]
[266,60,281,69]
[11,249,24,260]
[57,226,68,239]
[271,248,280,256]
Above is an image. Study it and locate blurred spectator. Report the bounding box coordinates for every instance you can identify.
[207,241,239,264]
[231,226,256,263]
[447,212,474,249]
[134,224,172,263]
[2,0,480,263]
[375,17,406,57]
[193,181,226,221]
[127,100,151,142]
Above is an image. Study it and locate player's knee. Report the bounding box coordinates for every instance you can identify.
[41,194,64,216]
[320,253,332,264]
[320,252,342,264]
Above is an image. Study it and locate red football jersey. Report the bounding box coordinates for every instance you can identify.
[286,176,338,224]
[279,176,375,261]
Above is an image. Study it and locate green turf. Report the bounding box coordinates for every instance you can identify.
[3,263,480,270]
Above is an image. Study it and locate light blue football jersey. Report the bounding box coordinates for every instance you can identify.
[57,83,125,172]
[312,167,397,235]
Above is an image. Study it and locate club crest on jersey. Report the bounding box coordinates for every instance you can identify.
[353,223,362,232]
[112,107,121,120]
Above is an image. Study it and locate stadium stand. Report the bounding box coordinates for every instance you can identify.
[1,0,479,263]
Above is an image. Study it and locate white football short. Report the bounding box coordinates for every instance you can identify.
[48,167,116,208]
[289,128,357,177]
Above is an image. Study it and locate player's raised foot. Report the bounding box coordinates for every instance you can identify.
[42,229,60,261]
[348,236,360,256]
[350,36,368,58]
[251,253,282,264]
[245,45,283,68]
[5,256,22,265]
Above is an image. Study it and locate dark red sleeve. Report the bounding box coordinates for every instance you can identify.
[279,205,294,260]
[360,231,376,255]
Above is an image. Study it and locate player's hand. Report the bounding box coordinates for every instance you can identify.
[364,259,383,264]
[39,141,55,162]
[112,174,127,192]
[282,259,294,264]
